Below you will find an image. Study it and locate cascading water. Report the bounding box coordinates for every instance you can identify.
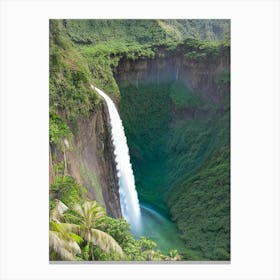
[91,85,141,233]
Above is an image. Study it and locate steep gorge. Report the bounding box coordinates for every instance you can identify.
[114,53,229,210]
[114,52,230,259]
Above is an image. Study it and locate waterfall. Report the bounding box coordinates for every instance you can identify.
[91,85,141,233]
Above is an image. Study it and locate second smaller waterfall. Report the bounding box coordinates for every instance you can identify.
[91,85,141,233]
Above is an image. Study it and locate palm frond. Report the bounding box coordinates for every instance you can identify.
[49,230,80,261]
[50,200,123,260]
[73,203,84,217]
[88,228,124,258]
[59,222,82,235]
[49,220,82,261]
[73,201,106,227]
[50,200,68,222]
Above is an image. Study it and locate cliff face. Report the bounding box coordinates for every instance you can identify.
[50,103,122,218]
[115,54,229,101]
[115,53,230,126]
[113,53,230,213]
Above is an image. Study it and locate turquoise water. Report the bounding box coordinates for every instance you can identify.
[136,204,185,254]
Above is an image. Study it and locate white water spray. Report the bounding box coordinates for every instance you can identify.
[91,85,141,233]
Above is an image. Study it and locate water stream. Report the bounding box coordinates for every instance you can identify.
[91,85,141,233]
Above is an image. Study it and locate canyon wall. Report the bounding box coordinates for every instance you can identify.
[114,53,230,101]
[50,103,122,218]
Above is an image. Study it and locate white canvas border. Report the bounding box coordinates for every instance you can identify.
[0,0,279,279]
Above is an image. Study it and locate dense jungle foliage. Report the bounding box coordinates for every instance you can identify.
[119,80,230,260]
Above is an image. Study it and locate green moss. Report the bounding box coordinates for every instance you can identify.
[79,162,105,208]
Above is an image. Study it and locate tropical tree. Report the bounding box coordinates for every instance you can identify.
[49,200,82,261]
[63,200,124,260]
[49,221,83,260]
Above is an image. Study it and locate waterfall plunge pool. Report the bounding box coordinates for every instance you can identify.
[135,203,185,255]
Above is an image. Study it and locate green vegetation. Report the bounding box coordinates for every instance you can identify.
[49,181,182,261]
[119,80,229,214]
[119,79,230,259]
[50,176,87,208]
[119,83,171,211]
[65,19,229,46]
[49,111,71,144]
[78,44,120,97]
[119,83,171,158]
[170,81,200,109]
[169,145,230,260]
[49,19,230,261]
[79,162,105,208]
[50,19,230,107]
[49,20,100,121]
[61,19,229,96]
[179,36,230,60]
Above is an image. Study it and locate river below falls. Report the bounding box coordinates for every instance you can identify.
[134,203,185,255]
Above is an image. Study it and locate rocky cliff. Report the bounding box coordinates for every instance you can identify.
[114,53,229,101]
[113,52,230,212]
[49,102,122,218]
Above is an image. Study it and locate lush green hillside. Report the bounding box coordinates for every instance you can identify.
[169,145,230,260]
[119,79,230,260]
[65,19,229,45]
[49,20,100,121]
[62,19,229,96]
